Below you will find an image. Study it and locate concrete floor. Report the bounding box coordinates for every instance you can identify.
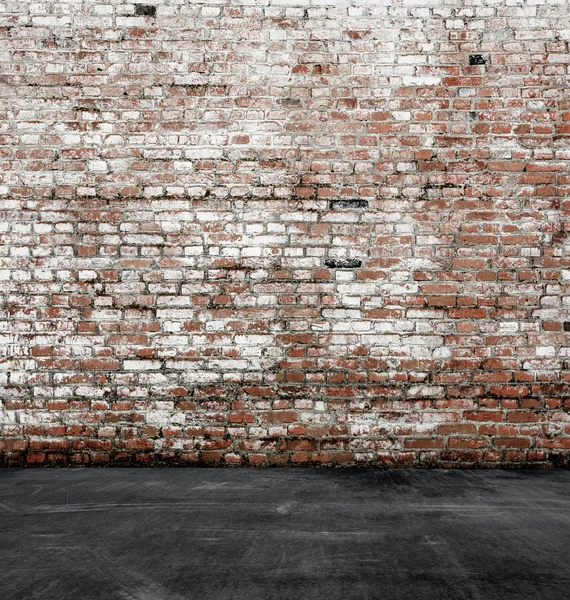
[1,469,569,600]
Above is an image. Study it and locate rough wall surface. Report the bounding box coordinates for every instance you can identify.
[1,0,570,467]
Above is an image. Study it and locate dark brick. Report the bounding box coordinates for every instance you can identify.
[329,199,369,209]
[324,258,363,269]
[469,54,486,65]
[135,5,156,17]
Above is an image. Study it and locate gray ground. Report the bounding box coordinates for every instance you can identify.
[1,468,569,600]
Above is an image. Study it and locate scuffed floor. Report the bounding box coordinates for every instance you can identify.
[1,469,569,599]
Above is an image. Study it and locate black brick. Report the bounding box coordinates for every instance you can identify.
[329,199,369,209]
[324,258,362,269]
[135,5,156,17]
[469,54,486,65]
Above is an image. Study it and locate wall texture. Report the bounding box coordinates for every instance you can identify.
[1,0,569,467]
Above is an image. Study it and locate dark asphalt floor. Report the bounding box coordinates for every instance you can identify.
[0,468,569,600]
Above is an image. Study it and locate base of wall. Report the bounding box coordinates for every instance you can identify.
[2,450,568,468]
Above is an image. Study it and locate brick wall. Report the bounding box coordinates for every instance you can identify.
[1,0,569,467]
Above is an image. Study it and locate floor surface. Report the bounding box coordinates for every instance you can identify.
[1,468,569,599]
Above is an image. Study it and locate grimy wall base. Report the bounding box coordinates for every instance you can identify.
[1,0,570,467]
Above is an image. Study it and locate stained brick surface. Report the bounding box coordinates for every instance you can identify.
[1,0,569,467]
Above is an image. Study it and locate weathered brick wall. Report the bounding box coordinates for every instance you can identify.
[1,0,569,467]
